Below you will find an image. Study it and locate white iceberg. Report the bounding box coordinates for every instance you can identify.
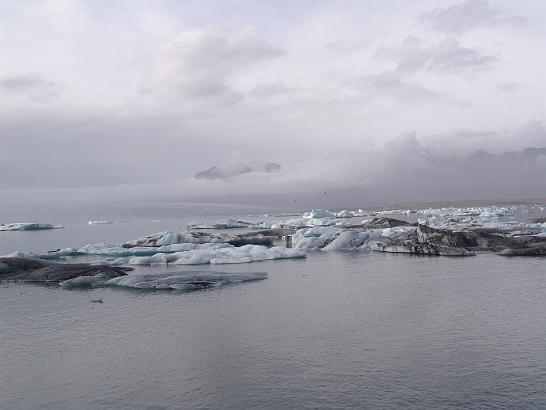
[127,244,305,266]
[335,210,354,218]
[303,209,335,219]
[293,236,325,251]
[322,231,370,251]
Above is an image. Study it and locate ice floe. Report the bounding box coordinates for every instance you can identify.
[187,220,255,229]
[0,223,63,231]
[60,271,268,290]
[303,209,335,219]
[322,231,369,251]
[127,245,305,265]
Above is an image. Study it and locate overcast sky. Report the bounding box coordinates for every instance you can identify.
[1,0,545,206]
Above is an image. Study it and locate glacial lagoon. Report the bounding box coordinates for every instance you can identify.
[1,201,546,409]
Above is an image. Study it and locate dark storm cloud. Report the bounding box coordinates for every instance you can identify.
[420,0,525,34]
[376,36,498,74]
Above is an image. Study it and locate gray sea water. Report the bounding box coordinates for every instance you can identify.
[1,201,546,409]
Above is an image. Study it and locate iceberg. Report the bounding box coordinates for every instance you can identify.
[60,271,268,291]
[335,210,354,218]
[0,223,63,231]
[322,231,369,251]
[127,245,305,266]
[123,232,200,248]
[303,209,335,219]
[187,220,254,229]
[293,237,324,251]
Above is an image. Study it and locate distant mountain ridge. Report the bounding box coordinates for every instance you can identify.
[194,162,281,180]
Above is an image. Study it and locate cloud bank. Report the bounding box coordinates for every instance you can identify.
[1,0,545,206]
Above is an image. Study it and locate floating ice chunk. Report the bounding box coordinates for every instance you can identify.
[294,237,323,251]
[352,209,368,217]
[156,232,179,246]
[173,250,214,265]
[1,250,65,260]
[129,245,305,266]
[123,231,199,248]
[128,256,153,265]
[157,243,198,253]
[105,271,268,291]
[322,231,369,251]
[303,209,335,219]
[52,247,82,256]
[278,217,336,229]
[303,226,340,237]
[2,250,41,258]
[292,226,340,249]
[0,223,63,231]
[187,220,253,229]
[197,243,233,250]
[308,218,336,226]
[381,226,416,239]
[335,210,354,218]
[59,273,117,288]
[78,243,158,257]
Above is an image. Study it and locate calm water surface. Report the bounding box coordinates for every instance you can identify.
[1,202,546,409]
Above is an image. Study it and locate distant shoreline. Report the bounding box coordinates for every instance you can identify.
[386,198,546,211]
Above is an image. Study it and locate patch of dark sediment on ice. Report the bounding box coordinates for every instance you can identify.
[61,271,268,291]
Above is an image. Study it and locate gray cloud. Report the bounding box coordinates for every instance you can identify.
[324,38,368,53]
[420,0,524,34]
[347,71,462,105]
[0,73,60,101]
[495,81,523,93]
[187,129,546,207]
[1,116,544,208]
[376,36,498,74]
[249,81,300,99]
[0,1,544,207]
[150,26,283,104]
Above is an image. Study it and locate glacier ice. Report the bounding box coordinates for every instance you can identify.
[335,210,354,218]
[128,245,305,266]
[60,271,268,291]
[303,209,335,219]
[322,231,369,251]
[187,220,255,229]
[0,223,63,231]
